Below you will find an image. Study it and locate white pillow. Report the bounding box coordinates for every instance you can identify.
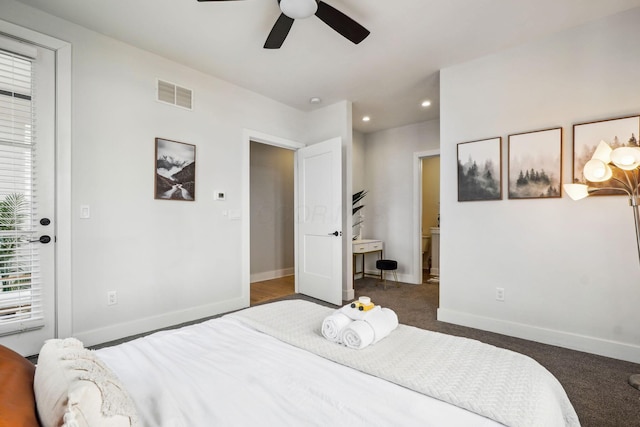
[34,338,139,427]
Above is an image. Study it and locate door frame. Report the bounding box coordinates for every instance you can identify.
[0,20,72,341]
[412,149,440,283]
[242,129,305,306]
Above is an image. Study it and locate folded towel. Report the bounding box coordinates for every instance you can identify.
[341,320,375,349]
[339,304,381,320]
[341,308,399,350]
[366,308,398,344]
[321,311,352,343]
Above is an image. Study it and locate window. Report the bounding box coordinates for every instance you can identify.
[0,46,43,334]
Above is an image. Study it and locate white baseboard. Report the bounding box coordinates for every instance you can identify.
[437,307,640,364]
[73,297,247,348]
[250,268,294,283]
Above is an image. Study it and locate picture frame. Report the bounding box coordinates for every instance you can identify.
[573,115,640,195]
[457,137,502,202]
[508,127,562,199]
[154,138,196,201]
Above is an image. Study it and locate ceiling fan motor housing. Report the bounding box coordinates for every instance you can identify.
[280,0,318,19]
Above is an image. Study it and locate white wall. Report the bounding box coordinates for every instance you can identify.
[0,0,325,347]
[352,130,365,240]
[352,131,365,195]
[439,7,640,363]
[364,120,440,283]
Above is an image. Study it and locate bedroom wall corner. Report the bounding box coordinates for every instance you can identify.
[438,6,640,363]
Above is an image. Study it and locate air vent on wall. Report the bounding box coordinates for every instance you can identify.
[157,79,193,110]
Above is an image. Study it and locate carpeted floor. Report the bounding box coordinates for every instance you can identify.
[341,278,640,427]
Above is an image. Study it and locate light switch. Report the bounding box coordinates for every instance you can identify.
[80,205,90,219]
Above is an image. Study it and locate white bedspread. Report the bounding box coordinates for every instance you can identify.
[96,309,504,426]
[227,300,580,427]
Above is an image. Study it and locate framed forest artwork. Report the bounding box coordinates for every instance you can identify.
[573,115,640,195]
[508,127,562,199]
[154,138,196,201]
[457,137,502,202]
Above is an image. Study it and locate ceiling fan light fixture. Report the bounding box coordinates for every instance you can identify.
[280,0,318,19]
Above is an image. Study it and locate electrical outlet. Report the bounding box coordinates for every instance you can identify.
[107,290,117,306]
[496,287,505,302]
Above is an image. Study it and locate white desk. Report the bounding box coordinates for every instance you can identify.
[352,239,383,280]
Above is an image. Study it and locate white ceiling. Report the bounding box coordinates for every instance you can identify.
[13,0,640,133]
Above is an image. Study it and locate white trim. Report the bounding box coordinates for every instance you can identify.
[0,33,37,58]
[55,44,72,339]
[0,19,72,340]
[437,307,640,364]
[242,129,305,307]
[250,269,294,283]
[412,149,440,284]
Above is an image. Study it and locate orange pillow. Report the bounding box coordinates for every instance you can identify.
[0,344,41,427]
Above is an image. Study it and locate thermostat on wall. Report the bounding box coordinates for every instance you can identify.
[214,191,226,201]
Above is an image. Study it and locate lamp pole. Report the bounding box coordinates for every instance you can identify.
[563,141,640,391]
[631,198,640,267]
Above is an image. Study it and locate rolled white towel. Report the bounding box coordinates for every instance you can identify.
[341,308,399,349]
[341,320,375,349]
[367,308,398,344]
[321,311,352,343]
[339,303,381,320]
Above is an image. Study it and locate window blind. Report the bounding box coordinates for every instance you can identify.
[0,47,43,335]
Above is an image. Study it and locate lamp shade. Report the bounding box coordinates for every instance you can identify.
[583,159,613,182]
[280,0,318,19]
[591,140,613,163]
[563,184,590,200]
[610,146,640,170]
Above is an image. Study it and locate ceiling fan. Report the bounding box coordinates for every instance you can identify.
[197,0,370,49]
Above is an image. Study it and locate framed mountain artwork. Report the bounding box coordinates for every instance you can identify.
[154,138,196,201]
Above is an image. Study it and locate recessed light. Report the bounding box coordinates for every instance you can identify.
[421,100,431,108]
[309,97,322,104]
[362,116,371,122]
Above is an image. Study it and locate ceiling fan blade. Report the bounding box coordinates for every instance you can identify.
[264,13,295,49]
[315,1,370,45]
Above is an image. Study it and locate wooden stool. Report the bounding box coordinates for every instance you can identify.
[376,259,399,290]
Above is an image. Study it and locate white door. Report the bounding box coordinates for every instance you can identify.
[296,137,342,305]
[0,40,56,356]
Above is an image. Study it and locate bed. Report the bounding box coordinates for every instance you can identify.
[0,299,581,427]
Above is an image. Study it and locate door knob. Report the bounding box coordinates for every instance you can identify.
[29,235,51,244]
[328,231,342,236]
[40,218,51,226]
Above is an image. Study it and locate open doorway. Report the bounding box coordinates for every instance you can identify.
[249,141,296,305]
[421,155,440,284]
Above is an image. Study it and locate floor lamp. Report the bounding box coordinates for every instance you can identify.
[563,140,640,391]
